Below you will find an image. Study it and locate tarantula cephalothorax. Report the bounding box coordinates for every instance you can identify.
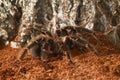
[18,26,100,64]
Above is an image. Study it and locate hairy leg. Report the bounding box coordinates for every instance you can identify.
[64,51,74,64]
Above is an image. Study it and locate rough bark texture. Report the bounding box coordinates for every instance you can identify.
[0,0,120,48]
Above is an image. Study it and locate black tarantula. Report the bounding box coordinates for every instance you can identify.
[18,26,100,64]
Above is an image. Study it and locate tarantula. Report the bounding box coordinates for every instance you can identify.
[18,26,100,64]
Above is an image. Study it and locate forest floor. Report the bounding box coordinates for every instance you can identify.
[0,32,120,80]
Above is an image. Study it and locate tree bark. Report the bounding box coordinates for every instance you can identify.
[0,0,120,48]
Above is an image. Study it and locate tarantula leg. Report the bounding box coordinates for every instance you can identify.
[40,42,52,61]
[65,51,74,64]
[77,27,100,43]
[91,33,101,44]
[76,37,100,56]
[18,48,28,60]
[18,41,38,60]
[78,47,88,53]
[41,49,48,61]
[85,44,100,56]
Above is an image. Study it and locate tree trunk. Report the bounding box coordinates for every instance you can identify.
[0,0,120,48]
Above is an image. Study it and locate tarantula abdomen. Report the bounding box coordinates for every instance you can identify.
[29,44,41,57]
